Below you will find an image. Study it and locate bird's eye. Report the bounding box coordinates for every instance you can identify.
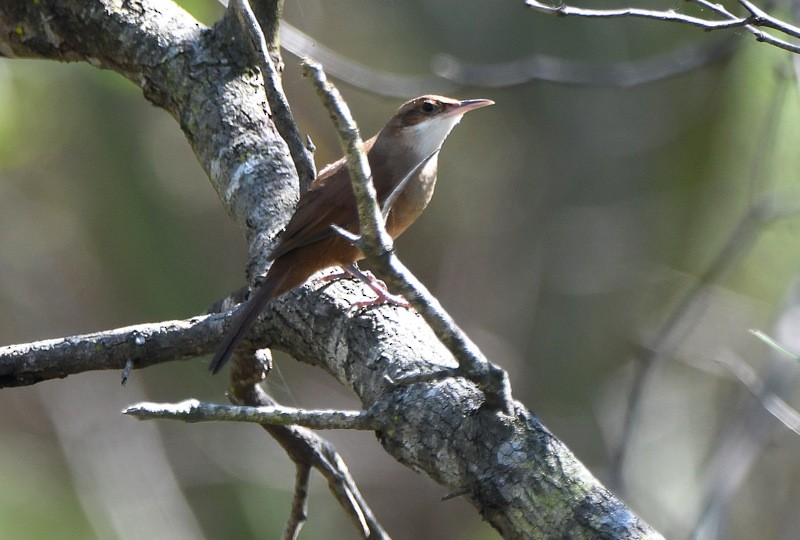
[421,101,435,113]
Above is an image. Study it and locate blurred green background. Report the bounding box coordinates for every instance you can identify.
[3,1,800,538]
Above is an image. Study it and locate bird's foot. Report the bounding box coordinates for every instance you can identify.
[319,264,412,310]
[352,287,411,311]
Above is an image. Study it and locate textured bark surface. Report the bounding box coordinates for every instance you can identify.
[0,2,661,537]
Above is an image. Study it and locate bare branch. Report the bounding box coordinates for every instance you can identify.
[737,0,800,39]
[526,0,750,29]
[123,398,380,430]
[526,0,800,55]
[301,60,391,256]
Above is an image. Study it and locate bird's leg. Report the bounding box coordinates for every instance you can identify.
[345,264,412,310]
[316,263,411,309]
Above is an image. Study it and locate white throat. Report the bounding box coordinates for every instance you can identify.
[402,114,464,160]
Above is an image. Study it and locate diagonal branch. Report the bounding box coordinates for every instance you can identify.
[229,373,390,539]
[302,60,513,414]
[301,61,390,256]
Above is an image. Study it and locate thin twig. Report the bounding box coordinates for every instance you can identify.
[123,399,380,430]
[526,0,750,29]
[526,0,800,55]
[738,0,800,39]
[244,387,389,539]
[301,60,390,256]
[693,0,800,54]
[230,0,316,191]
[301,60,513,414]
[283,464,311,540]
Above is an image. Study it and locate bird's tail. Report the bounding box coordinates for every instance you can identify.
[208,272,285,374]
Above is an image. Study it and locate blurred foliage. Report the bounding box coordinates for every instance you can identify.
[2,1,800,539]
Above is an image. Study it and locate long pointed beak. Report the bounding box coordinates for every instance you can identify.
[445,98,495,117]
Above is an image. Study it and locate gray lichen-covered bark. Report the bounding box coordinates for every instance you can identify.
[0,1,661,537]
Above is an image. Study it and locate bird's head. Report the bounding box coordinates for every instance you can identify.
[378,95,494,161]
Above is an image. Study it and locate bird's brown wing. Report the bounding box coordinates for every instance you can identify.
[268,156,360,261]
[268,138,435,261]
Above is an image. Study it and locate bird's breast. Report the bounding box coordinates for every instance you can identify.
[385,158,438,239]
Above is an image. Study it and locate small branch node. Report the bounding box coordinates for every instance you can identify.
[121,358,134,385]
[442,486,470,501]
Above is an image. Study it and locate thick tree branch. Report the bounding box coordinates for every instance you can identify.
[0,315,223,387]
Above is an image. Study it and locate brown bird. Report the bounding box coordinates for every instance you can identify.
[209,95,494,374]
